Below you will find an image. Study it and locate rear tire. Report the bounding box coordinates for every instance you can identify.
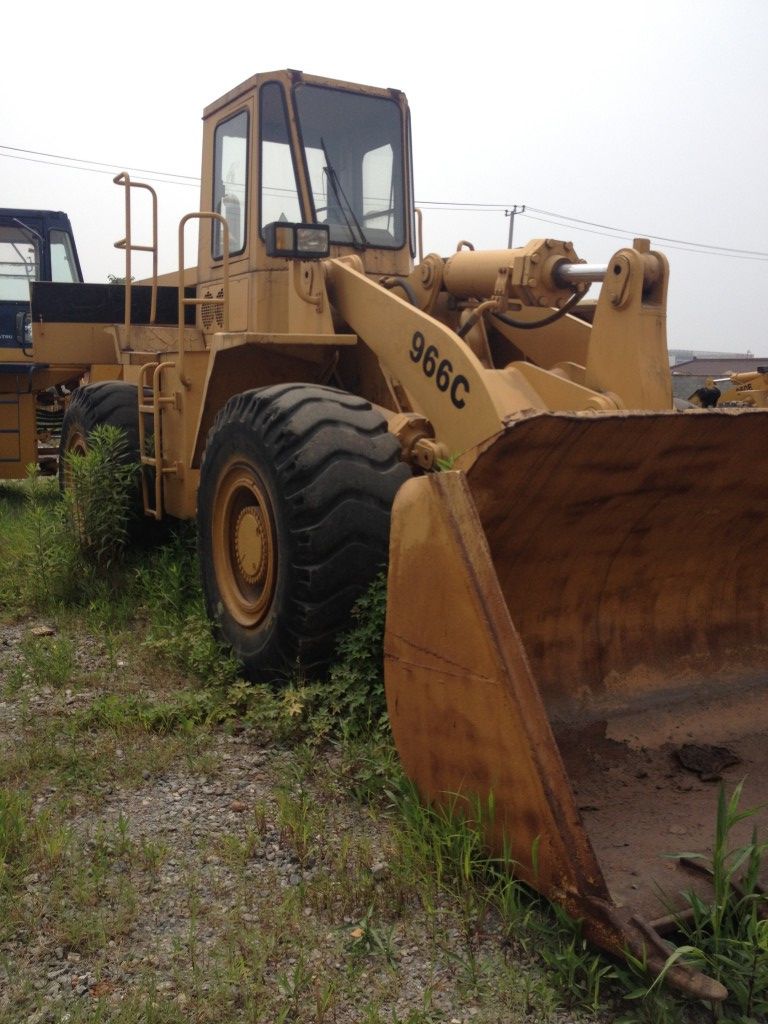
[197,383,410,680]
[59,382,142,490]
[58,381,156,538]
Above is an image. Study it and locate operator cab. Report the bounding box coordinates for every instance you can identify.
[200,70,415,289]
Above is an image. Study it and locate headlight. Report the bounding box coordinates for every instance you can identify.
[264,222,330,260]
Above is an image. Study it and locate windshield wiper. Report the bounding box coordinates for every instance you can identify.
[320,138,366,250]
[10,218,42,280]
[12,218,44,244]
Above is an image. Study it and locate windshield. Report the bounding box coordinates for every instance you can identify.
[0,224,40,301]
[294,84,406,249]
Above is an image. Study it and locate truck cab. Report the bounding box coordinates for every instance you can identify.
[0,209,83,349]
[0,209,84,477]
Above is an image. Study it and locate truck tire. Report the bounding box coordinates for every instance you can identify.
[58,381,151,532]
[197,383,410,680]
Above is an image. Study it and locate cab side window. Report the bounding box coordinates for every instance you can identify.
[213,110,248,258]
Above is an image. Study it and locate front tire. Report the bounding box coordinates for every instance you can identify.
[197,383,410,680]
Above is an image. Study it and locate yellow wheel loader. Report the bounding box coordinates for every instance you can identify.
[688,370,768,408]
[719,368,768,406]
[29,70,767,999]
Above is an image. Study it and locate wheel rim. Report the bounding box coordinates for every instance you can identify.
[212,461,277,628]
[62,428,88,490]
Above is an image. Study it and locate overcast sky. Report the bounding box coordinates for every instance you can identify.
[4,0,767,354]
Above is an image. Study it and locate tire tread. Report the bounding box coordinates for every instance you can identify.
[198,383,410,678]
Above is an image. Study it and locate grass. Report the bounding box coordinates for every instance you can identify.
[653,784,768,1021]
[0,472,766,1022]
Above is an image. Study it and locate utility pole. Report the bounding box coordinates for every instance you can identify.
[505,205,526,248]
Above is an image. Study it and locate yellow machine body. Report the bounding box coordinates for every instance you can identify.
[719,368,768,407]
[26,70,767,997]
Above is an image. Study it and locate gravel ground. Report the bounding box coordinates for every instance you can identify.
[0,619,616,1024]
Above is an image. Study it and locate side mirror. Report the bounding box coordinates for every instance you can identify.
[15,310,32,350]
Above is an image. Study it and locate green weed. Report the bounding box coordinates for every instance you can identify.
[72,691,215,735]
[332,730,403,806]
[655,782,768,1020]
[135,531,242,688]
[17,467,82,607]
[0,436,138,616]
[391,782,633,1012]
[276,780,322,868]
[0,471,82,612]
[0,788,27,886]
[345,904,398,965]
[536,906,618,1012]
[5,633,76,692]
[63,423,137,569]
[236,572,392,747]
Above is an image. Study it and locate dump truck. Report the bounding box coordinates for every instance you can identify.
[0,208,84,477]
[28,70,767,999]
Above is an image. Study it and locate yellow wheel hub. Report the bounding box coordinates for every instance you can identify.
[212,463,277,628]
[234,506,269,585]
[62,429,88,488]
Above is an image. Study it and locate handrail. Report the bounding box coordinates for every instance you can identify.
[113,172,158,329]
[177,212,229,387]
[137,360,178,519]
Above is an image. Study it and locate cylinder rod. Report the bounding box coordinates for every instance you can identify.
[554,262,607,286]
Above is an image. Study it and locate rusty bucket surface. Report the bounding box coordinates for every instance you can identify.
[384,409,768,998]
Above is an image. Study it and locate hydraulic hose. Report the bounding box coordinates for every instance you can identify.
[380,276,419,306]
[491,290,584,331]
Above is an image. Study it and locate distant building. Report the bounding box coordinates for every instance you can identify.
[669,351,768,401]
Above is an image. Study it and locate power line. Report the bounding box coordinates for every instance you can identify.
[524,205,768,258]
[3,143,767,261]
[0,144,198,184]
[1,151,199,190]
[417,200,509,210]
[416,199,768,259]
[519,211,768,263]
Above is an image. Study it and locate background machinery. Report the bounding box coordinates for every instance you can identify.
[718,369,768,406]
[689,370,768,408]
[27,70,767,998]
[0,209,84,477]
